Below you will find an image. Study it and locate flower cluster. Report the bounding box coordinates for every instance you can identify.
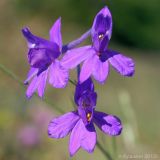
[22,6,135,156]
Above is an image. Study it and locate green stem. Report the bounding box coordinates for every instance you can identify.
[0,63,64,114]
[0,63,23,86]
[0,63,113,159]
[97,142,113,160]
[43,96,64,114]
[112,138,117,159]
[69,79,76,86]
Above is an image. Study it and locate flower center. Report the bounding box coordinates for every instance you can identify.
[86,112,92,122]
[82,101,90,108]
[97,52,101,56]
[82,97,91,108]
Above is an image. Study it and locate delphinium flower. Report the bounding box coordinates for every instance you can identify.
[22,18,68,98]
[48,78,122,156]
[62,6,135,83]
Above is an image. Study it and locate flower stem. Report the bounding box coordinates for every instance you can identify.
[0,62,113,160]
[69,79,76,86]
[0,63,24,86]
[112,137,117,159]
[0,63,64,114]
[62,29,91,53]
[97,141,113,160]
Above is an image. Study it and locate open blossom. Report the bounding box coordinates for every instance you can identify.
[61,6,135,84]
[48,78,122,156]
[22,18,68,98]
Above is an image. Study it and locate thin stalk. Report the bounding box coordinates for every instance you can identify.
[112,137,117,159]
[69,79,76,86]
[62,29,91,53]
[0,63,24,86]
[97,142,113,160]
[43,96,64,114]
[0,63,64,114]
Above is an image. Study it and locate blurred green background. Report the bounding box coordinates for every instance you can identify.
[0,0,160,160]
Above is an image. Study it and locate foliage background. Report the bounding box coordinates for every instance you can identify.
[0,0,160,159]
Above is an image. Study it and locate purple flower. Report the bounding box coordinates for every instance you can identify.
[48,78,122,156]
[22,18,68,98]
[61,6,135,84]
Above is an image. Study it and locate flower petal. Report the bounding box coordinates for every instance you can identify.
[26,70,48,98]
[92,55,109,83]
[37,70,48,97]
[22,27,37,47]
[79,53,95,83]
[92,6,112,39]
[61,45,94,69]
[108,50,135,76]
[24,67,38,85]
[48,112,79,139]
[49,60,69,88]
[78,104,95,126]
[49,18,62,50]
[74,78,94,105]
[22,28,55,49]
[69,119,96,156]
[26,76,39,99]
[69,120,81,156]
[22,27,60,59]
[28,48,52,69]
[94,111,122,136]
[80,122,96,153]
[91,6,112,52]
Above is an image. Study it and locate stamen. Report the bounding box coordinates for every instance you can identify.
[86,112,92,122]
[98,34,104,40]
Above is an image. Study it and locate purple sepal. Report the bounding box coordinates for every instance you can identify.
[26,69,48,99]
[61,45,94,69]
[24,67,38,85]
[94,111,122,136]
[69,119,96,156]
[50,17,62,51]
[48,112,79,139]
[92,55,109,84]
[107,50,135,76]
[49,60,69,88]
